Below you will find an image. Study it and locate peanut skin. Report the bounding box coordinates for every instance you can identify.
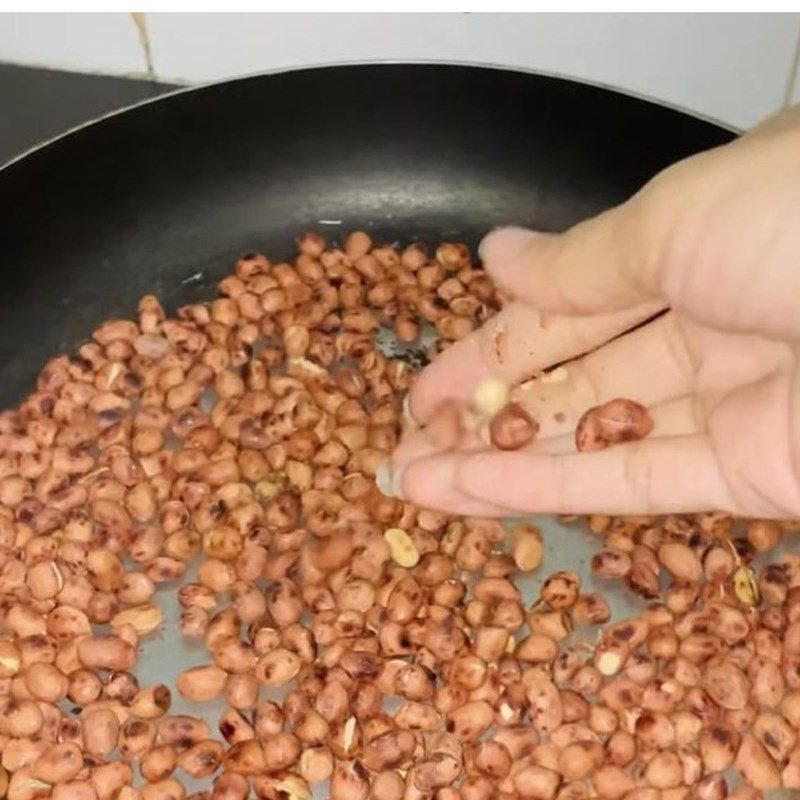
[575,398,654,451]
[489,402,538,451]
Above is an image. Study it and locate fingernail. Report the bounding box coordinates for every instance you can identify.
[478,226,537,265]
[402,394,418,429]
[376,460,406,499]
[375,461,395,497]
[391,465,405,499]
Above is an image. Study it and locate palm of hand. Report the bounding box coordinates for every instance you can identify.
[673,312,799,518]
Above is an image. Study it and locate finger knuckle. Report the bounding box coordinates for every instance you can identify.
[623,445,656,508]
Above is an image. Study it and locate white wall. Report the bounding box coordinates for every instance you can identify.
[0,13,145,75]
[2,12,799,129]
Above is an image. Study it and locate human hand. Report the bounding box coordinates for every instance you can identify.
[383,108,800,519]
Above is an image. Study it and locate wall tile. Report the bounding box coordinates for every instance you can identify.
[0,13,145,76]
[145,13,800,129]
[2,13,798,129]
[790,31,800,105]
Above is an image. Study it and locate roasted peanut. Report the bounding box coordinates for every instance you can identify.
[2,231,799,800]
[489,402,538,450]
[576,398,653,451]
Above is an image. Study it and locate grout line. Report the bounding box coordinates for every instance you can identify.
[0,58,172,84]
[131,12,156,80]
[782,18,800,108]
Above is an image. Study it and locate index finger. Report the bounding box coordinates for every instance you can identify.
[409,299,665,423]
[401,434,737,516]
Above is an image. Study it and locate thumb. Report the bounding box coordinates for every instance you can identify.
[479,211,659,315]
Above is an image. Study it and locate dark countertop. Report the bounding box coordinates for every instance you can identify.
[0,62,179,166]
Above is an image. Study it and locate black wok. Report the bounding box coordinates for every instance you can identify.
[0,63,734,410]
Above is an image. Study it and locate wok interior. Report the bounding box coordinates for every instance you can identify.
[0,64,732,409]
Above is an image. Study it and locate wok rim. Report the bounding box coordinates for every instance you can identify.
[0,57,739,173]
